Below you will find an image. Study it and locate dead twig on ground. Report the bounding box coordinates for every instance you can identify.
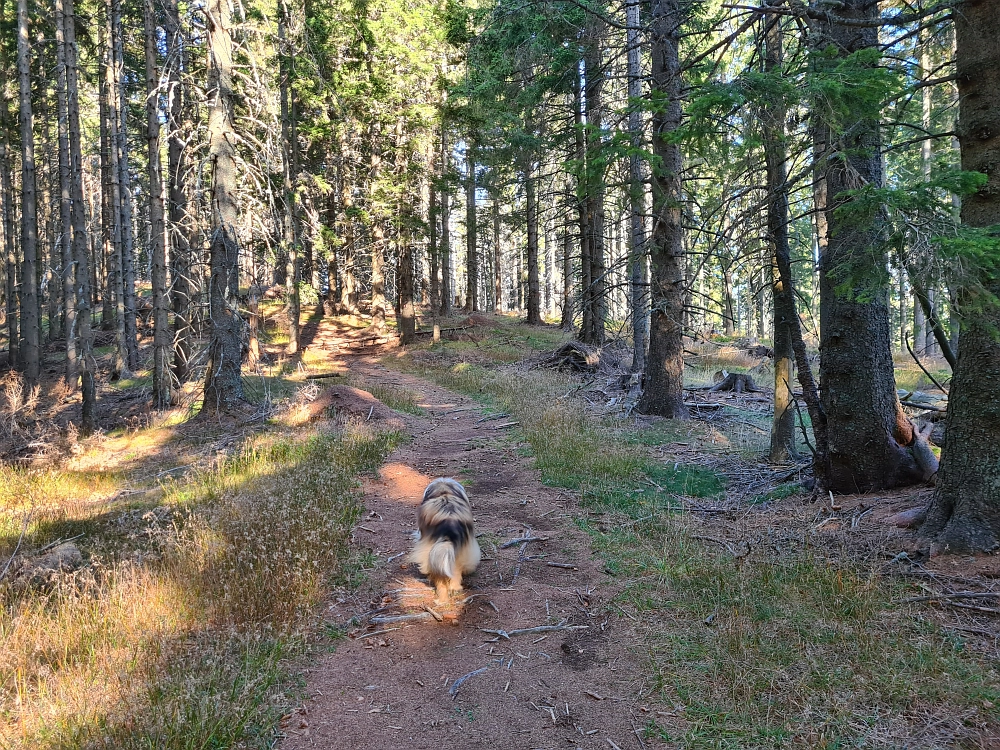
[481,620,589,640]
[900,591,1000,604]
[371,613,432,625]
[449,666,488,698]
[500,535,549,549]
[356,627,403,639]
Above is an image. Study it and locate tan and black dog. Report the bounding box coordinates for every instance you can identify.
[409,478,480,602]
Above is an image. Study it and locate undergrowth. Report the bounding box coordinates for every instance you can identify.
[0,424,401,749]
[390,330,1000,748]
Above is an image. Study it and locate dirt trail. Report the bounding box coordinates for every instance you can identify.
[281,330,653,749]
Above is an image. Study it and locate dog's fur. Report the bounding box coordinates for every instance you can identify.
[409,478,480,602]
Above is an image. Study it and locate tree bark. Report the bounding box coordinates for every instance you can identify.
[627,0,648,373]
[103,1,130,379]
[202,0,246,412]
[56,0,77,381]
[722,260,736,336]
[165,0,191,382]
[112,0,138,370]
[762,7,797,462]
[920,0,1000,552]
[525,161,541,325]
[580,38,606,345]
[17,0,40,385]
[439,122,452,316]
[279,3,300,354]
[493,196,502,314]
[336,128,358,313]
[0,79,16,370]
[398,229,415,343]
[371,221,387,329]
[574,71,593,341]
[429,149,440,316]
[465,143,478,312]
[560,214,574,330]
[816,0,922,492]
[145,0,170,407]
[65,0,95,432]
[638,0,686,419]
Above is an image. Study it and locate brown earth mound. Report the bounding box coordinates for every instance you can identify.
[305,385,404,429]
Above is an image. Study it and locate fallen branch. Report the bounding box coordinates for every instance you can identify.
[304,372,343,380]
[423,606,444,622]
[900,591,1000,604]
[500,535,549,549]
[481,620,589,640]
[371,613,432,625]
[356,627,402,639]
[415,325,472,337]
[449,666,488,698]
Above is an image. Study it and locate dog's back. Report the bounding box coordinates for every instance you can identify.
[410,478,480,601]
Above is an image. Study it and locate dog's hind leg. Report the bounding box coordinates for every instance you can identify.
[434,578,450,603]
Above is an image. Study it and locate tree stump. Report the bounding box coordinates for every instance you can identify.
[709,371,758,393]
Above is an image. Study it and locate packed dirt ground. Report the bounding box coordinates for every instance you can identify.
[1,305,998,749]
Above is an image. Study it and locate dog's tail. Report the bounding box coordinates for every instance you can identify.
[427,538,456,582]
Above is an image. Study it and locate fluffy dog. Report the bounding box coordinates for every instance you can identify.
[409,478,480,602]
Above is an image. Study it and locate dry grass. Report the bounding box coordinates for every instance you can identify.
[0,423,401,749]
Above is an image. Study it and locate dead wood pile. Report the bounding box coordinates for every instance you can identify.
[539,341,624,375]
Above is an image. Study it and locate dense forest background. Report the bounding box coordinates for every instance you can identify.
[0,0,997,549]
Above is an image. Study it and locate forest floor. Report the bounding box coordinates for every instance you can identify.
[278,312,1000,750]
[2,306,998,749]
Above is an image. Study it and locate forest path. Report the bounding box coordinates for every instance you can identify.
[280,321,653,750]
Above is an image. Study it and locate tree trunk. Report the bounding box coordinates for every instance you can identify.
[525,162,541,325]
[56,0,77,381]
[920,0,1000,552]
[429,152,440,316]
[816,0,922,492]
[493,196,501,314]
[762,8,797,462]
[575,72,592,341]
[165,0,191,382]
[112,0,138,370]
[279,5,300,354]
[627,0,648,373]
[65,0,95,431]
[560,214,574,330]
[103,2,129,379]
[913,294,926,352]
[145,0,170,407]
[202,0,246,412]
[439,122,451,316]
[371,221,387,329]
[638,0,686,419]
[17,0,40,385]
[0,83,16,370]
[398,228,415,343]
[581,39,606,345]
[465,143,478,312]
[336,129,358,313]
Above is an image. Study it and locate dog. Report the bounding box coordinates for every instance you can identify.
[409,478,480,602]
